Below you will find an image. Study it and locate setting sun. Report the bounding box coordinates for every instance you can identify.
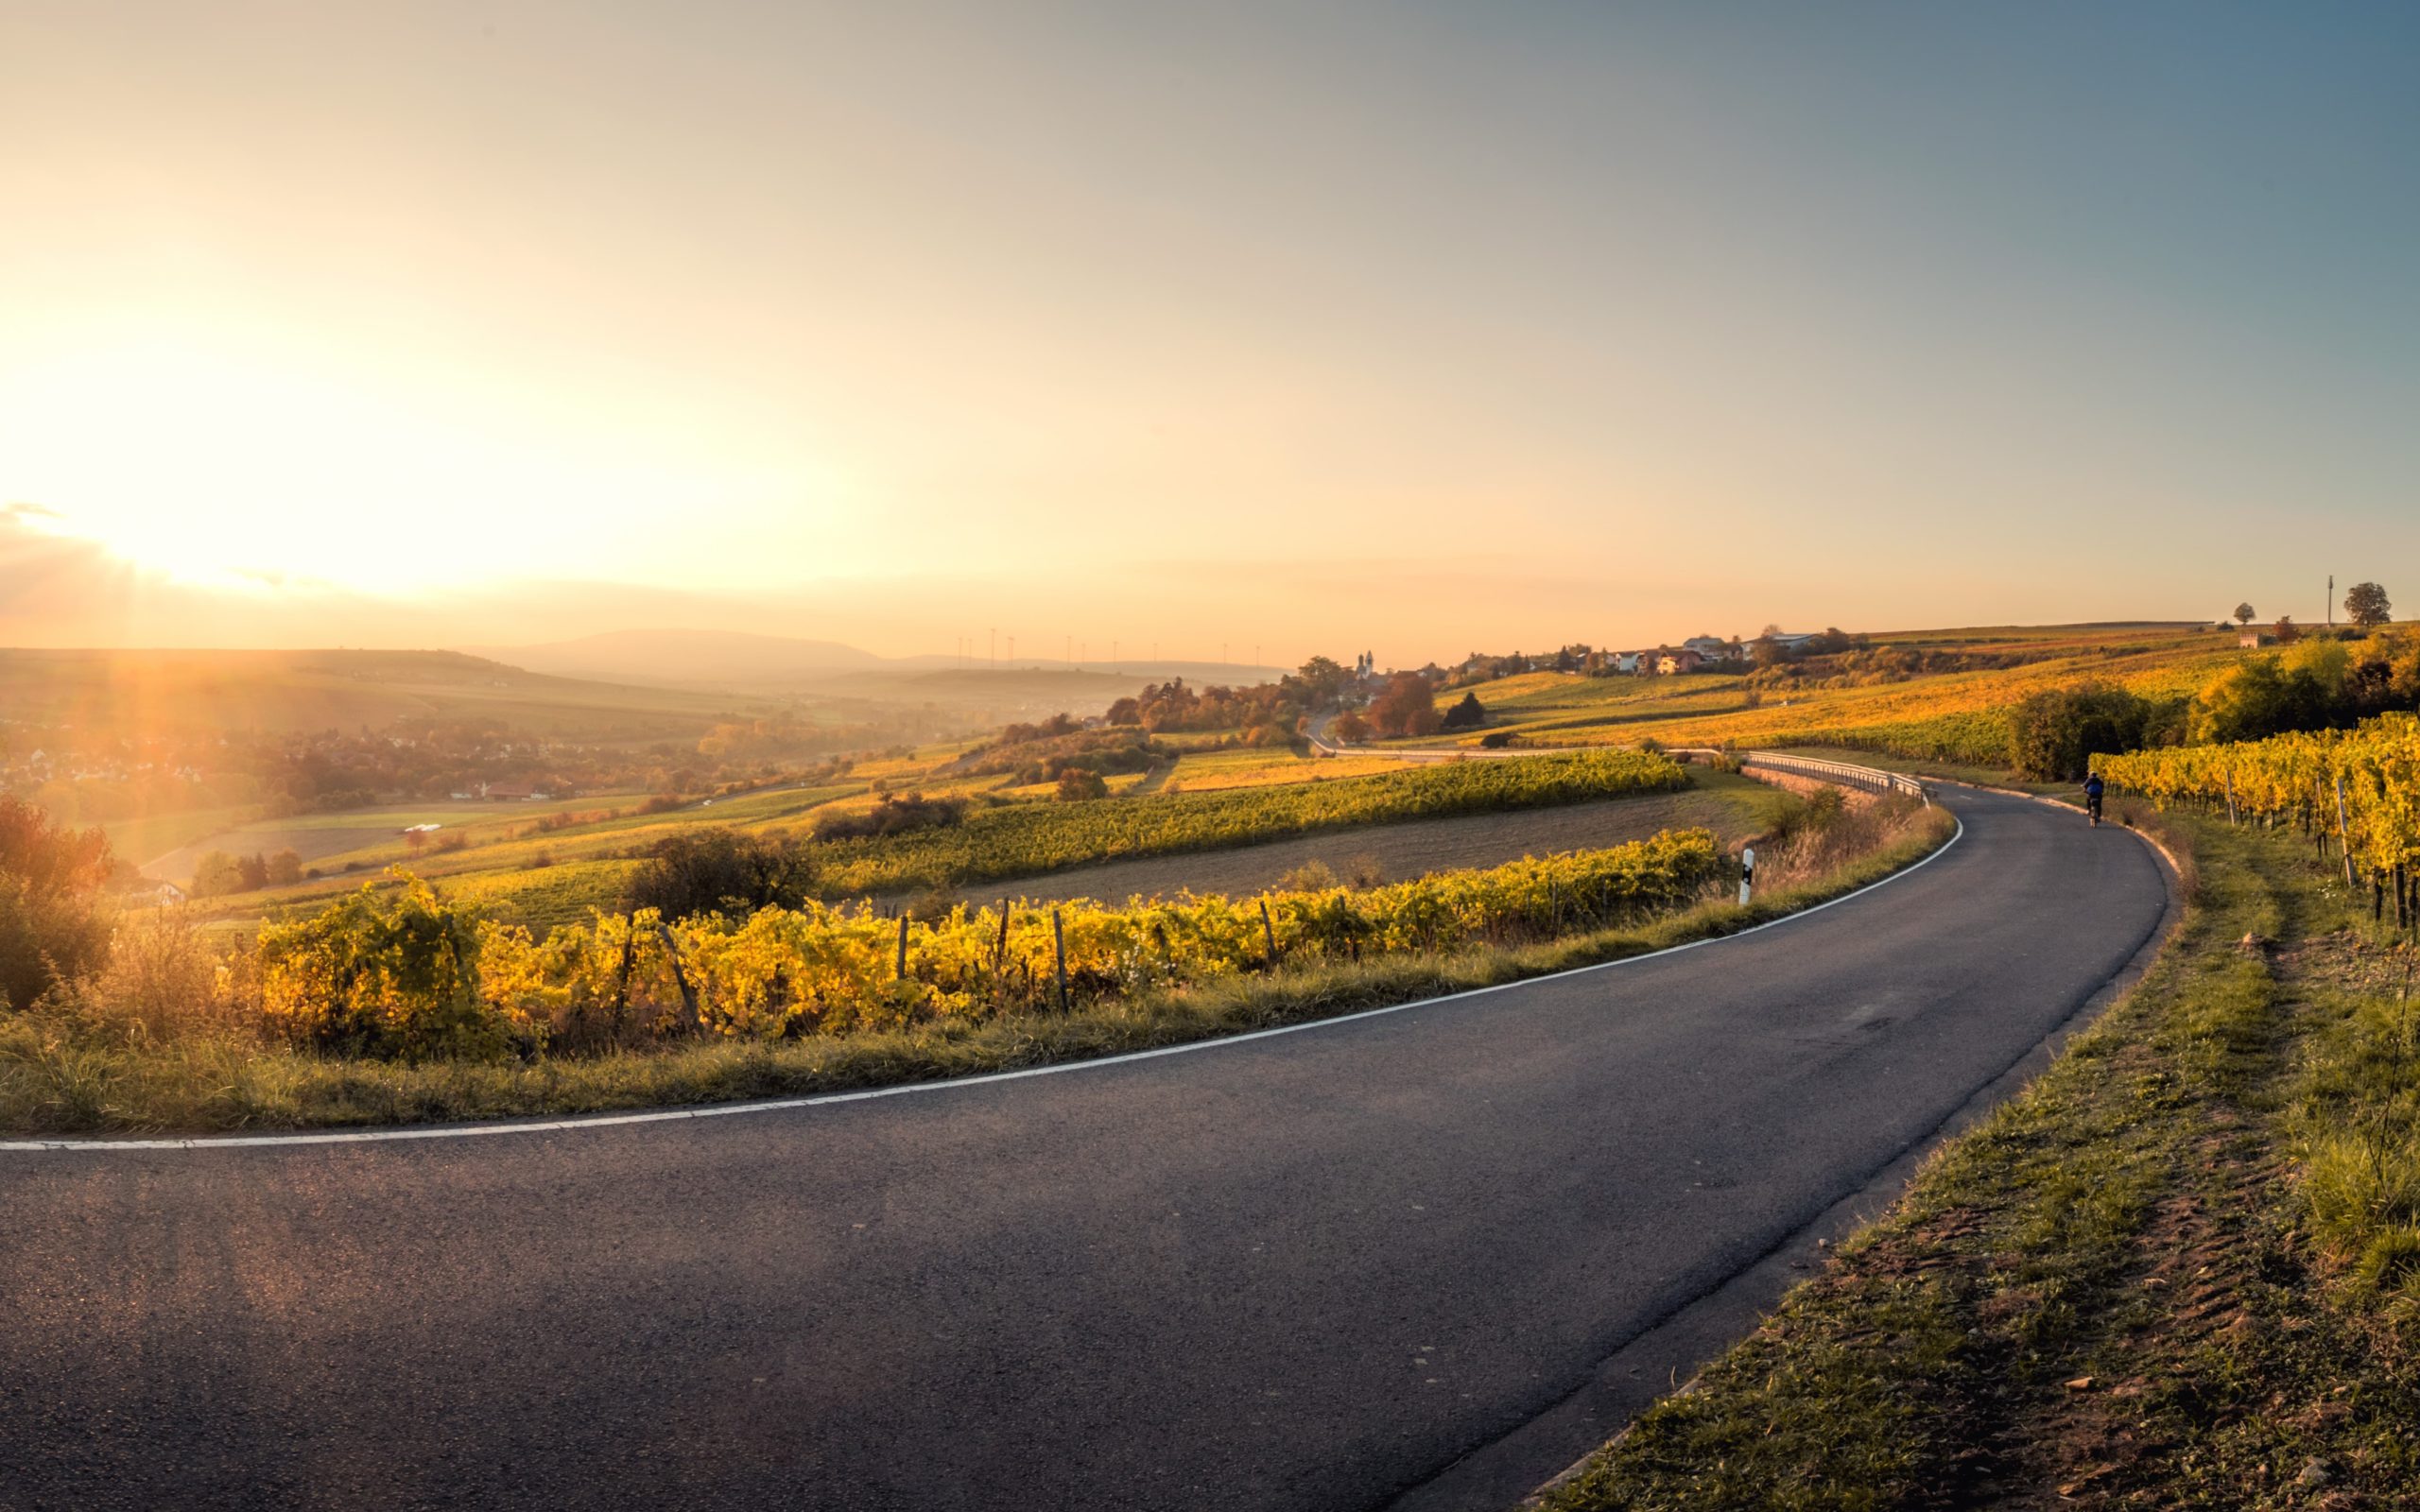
[0,330,767,593]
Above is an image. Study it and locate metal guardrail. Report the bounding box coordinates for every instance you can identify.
[1737,751,1931,805]
[1311,725,1932,802]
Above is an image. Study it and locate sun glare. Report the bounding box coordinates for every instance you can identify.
[0,335,751,594]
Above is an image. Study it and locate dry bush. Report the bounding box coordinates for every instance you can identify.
[1279,858,1340,891]
[1755,791,1928,891]
[77,908,254,1042]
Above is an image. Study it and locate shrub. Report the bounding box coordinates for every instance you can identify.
[86,907,233,1040]
[2005,683,2153,781]
[1055,769,1110,801]
[0,796,113,1010]
[811,793,967,841]
[624,828,817,921]
[257,873,500,1059]
[1278,858,1340,891]
[1441,693,1488,731]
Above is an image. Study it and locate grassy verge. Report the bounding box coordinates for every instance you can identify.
[1536,799,2420,1510]
[0,804,1954,1136]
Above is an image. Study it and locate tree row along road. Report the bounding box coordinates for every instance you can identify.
[0,786,2170,1512]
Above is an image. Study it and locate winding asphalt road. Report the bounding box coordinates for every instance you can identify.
[0,786,2169,1512]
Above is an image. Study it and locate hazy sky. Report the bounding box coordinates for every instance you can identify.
[5,2,2416,662]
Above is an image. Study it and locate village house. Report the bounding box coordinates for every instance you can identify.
[1656,649,1703,676]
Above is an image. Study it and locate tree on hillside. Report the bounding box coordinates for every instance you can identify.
[2345,581,2394,628]
[192,850,248,898]
[623,829,815,921]
[2234,602,2256,627]
[2273,614,2301,645]
[1290,656,1352,706]
[2005,685,2153,782]
[1330,711,1372,744]
[0,796,113,1010]
[1367,673,1441,738]
[1054,768,1109,801]
[1440,693,1488,731]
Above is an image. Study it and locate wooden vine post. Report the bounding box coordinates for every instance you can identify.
[895,914,909,981]
[2336,773,2358,888]
[1052,908,1069,1012]
[654,921,700,1026]
[1258,899,1279,967]
[612,911,638,1034]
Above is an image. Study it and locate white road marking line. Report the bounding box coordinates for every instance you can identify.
[6,816,1967,1154]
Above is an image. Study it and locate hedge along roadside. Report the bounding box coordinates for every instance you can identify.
[2096,711,2420,927]
[6,802,1955,1135]
[288,829,1731,1056]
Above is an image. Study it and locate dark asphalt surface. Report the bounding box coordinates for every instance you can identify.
[0,787,2169,1512]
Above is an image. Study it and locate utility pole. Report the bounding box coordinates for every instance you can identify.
[2328,574,2336,630]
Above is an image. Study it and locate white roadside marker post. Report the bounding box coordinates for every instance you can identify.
[1739,846,1756,908]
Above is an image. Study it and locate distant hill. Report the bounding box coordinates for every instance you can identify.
[470,628,1282,701]
[0,647,767,737]
[469,629,889,689]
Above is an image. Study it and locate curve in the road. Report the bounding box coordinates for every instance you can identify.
[4,816,1959,1155]
[0,785,2171,1512]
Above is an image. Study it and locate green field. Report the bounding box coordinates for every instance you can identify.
[1383,625,2247,765]
[174,746,1691,930]
[812,748,1688,898]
